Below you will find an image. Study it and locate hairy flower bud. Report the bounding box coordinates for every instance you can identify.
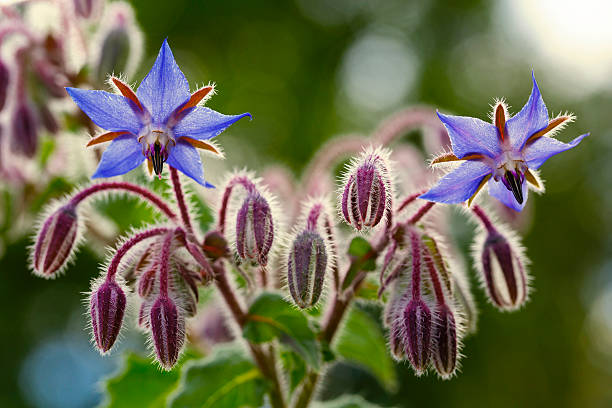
[73,0,100,18]
[0,60,9,112]
[236,192,274,266]
[203,230,228,260]
[11,103,38,158]
[287,230,328,308]
[478,230,529,311]
[90,279,127,353]
[32,203,79,278]
[340,147,392,231]
[432,304,458,378]
[403,299,432,375]
[150,295,184,370]
[137,266,157,298]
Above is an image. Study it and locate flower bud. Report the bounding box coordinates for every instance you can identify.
[403,299,432,375]
[203,230,228,260]
[137,266,157,298]
[432,304,458,378]
[32,203,79,278]
[89,279,127,353]
[340,147,392,231]
[389,317,406,361]
[96,28,130,84]
[479,231,529,311]
[73,0,101,18]
[150,295,184,370]
[287,230,328,308]
[236,192,274,266]
[0,60,9,112]
[11,103,38,158]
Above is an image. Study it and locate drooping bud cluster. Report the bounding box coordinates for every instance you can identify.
[32,201,81,278]
[471,205,530,311]
[385,227,462,378]
[340,146,393,231]
[285,200,334,309]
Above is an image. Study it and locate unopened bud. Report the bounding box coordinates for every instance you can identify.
[403,299,432,375]
[340,147,392,231]
[11,103,38,158]
[32,203,79,278]
[203,230,228,260]
[0,60,9,112]
[236,192,274,266]
[432,304,458,378]
[150,295,184,370]
[73,0,100,18]
[479,231,529,311]
[287,230,328,308]
[89,279,127,353]
[389,316,406,361]
[137,266,157,298]
[96,28,129,84]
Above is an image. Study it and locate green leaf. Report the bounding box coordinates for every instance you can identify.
[243,292,320,369]
[188,188,215,232]
[279,349,307,393]
[169,345,268,408]
[334,307,397,392]
[316,395,388,408]
[101,353,181,408]
[343,237,376,290]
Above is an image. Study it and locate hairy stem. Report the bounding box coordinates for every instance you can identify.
[169,167,193,234]
[70,182,177,221]
[471,204,496,234]
[106,227,170,281]
[408,201,435,225]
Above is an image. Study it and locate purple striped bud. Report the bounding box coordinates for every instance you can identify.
[479,231,529,311]
[89,279,127,353]
[137,266,157,298]
[150,295,184,370]
[236,192,274,266]
[32,203,79,278]
[11,103,38,158]
[287,230,328,308]
[403,299,432,375]
[0,60,9,112]
[340,147,392,231]
[432,304,458,378]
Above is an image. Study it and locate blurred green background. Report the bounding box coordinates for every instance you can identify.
[3,0,612,407]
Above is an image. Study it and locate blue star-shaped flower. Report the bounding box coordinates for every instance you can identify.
[66,39,251,187]
[420,73,588,211]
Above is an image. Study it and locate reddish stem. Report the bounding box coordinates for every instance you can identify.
[408,201,435,225]
[217,175,256,234]
[423,246,446,305]
[70,182,177,221]
[106,227,169,281]
[471,204,496,234]
[158,231,174,296]
[169,167,193,234]
[397,190,427,213]
[409,229,422,299]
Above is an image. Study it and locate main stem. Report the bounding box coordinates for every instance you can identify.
[212,262,286,408]
[169,167,194,234]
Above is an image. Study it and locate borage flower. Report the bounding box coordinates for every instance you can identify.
[66,39,251,186]
[420,73,588,211]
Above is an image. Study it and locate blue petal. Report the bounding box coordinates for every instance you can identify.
[92,134,144,178]
[166,139,212,187]
[66,88,142,134]
[437,112,501,159]
[136,39,190,125]
[488,177,528,212]
[174,107,252,140]
[523,133,588,170]
[419,161,492,204]
[506,72,549,151]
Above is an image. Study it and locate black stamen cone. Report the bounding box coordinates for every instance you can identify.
[504,170,523,204]
[151,143,164,176]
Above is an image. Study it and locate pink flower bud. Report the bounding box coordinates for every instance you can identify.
[11,103,38,158]
[236,192,274,266]
[479,231,529,311]
[89,279,127,353]
[150,295,184,370]
[32,203,80,278]
[432,304,458,379]
[340,147,392,231]
[403,299,432,375]
[287,230,328,308]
